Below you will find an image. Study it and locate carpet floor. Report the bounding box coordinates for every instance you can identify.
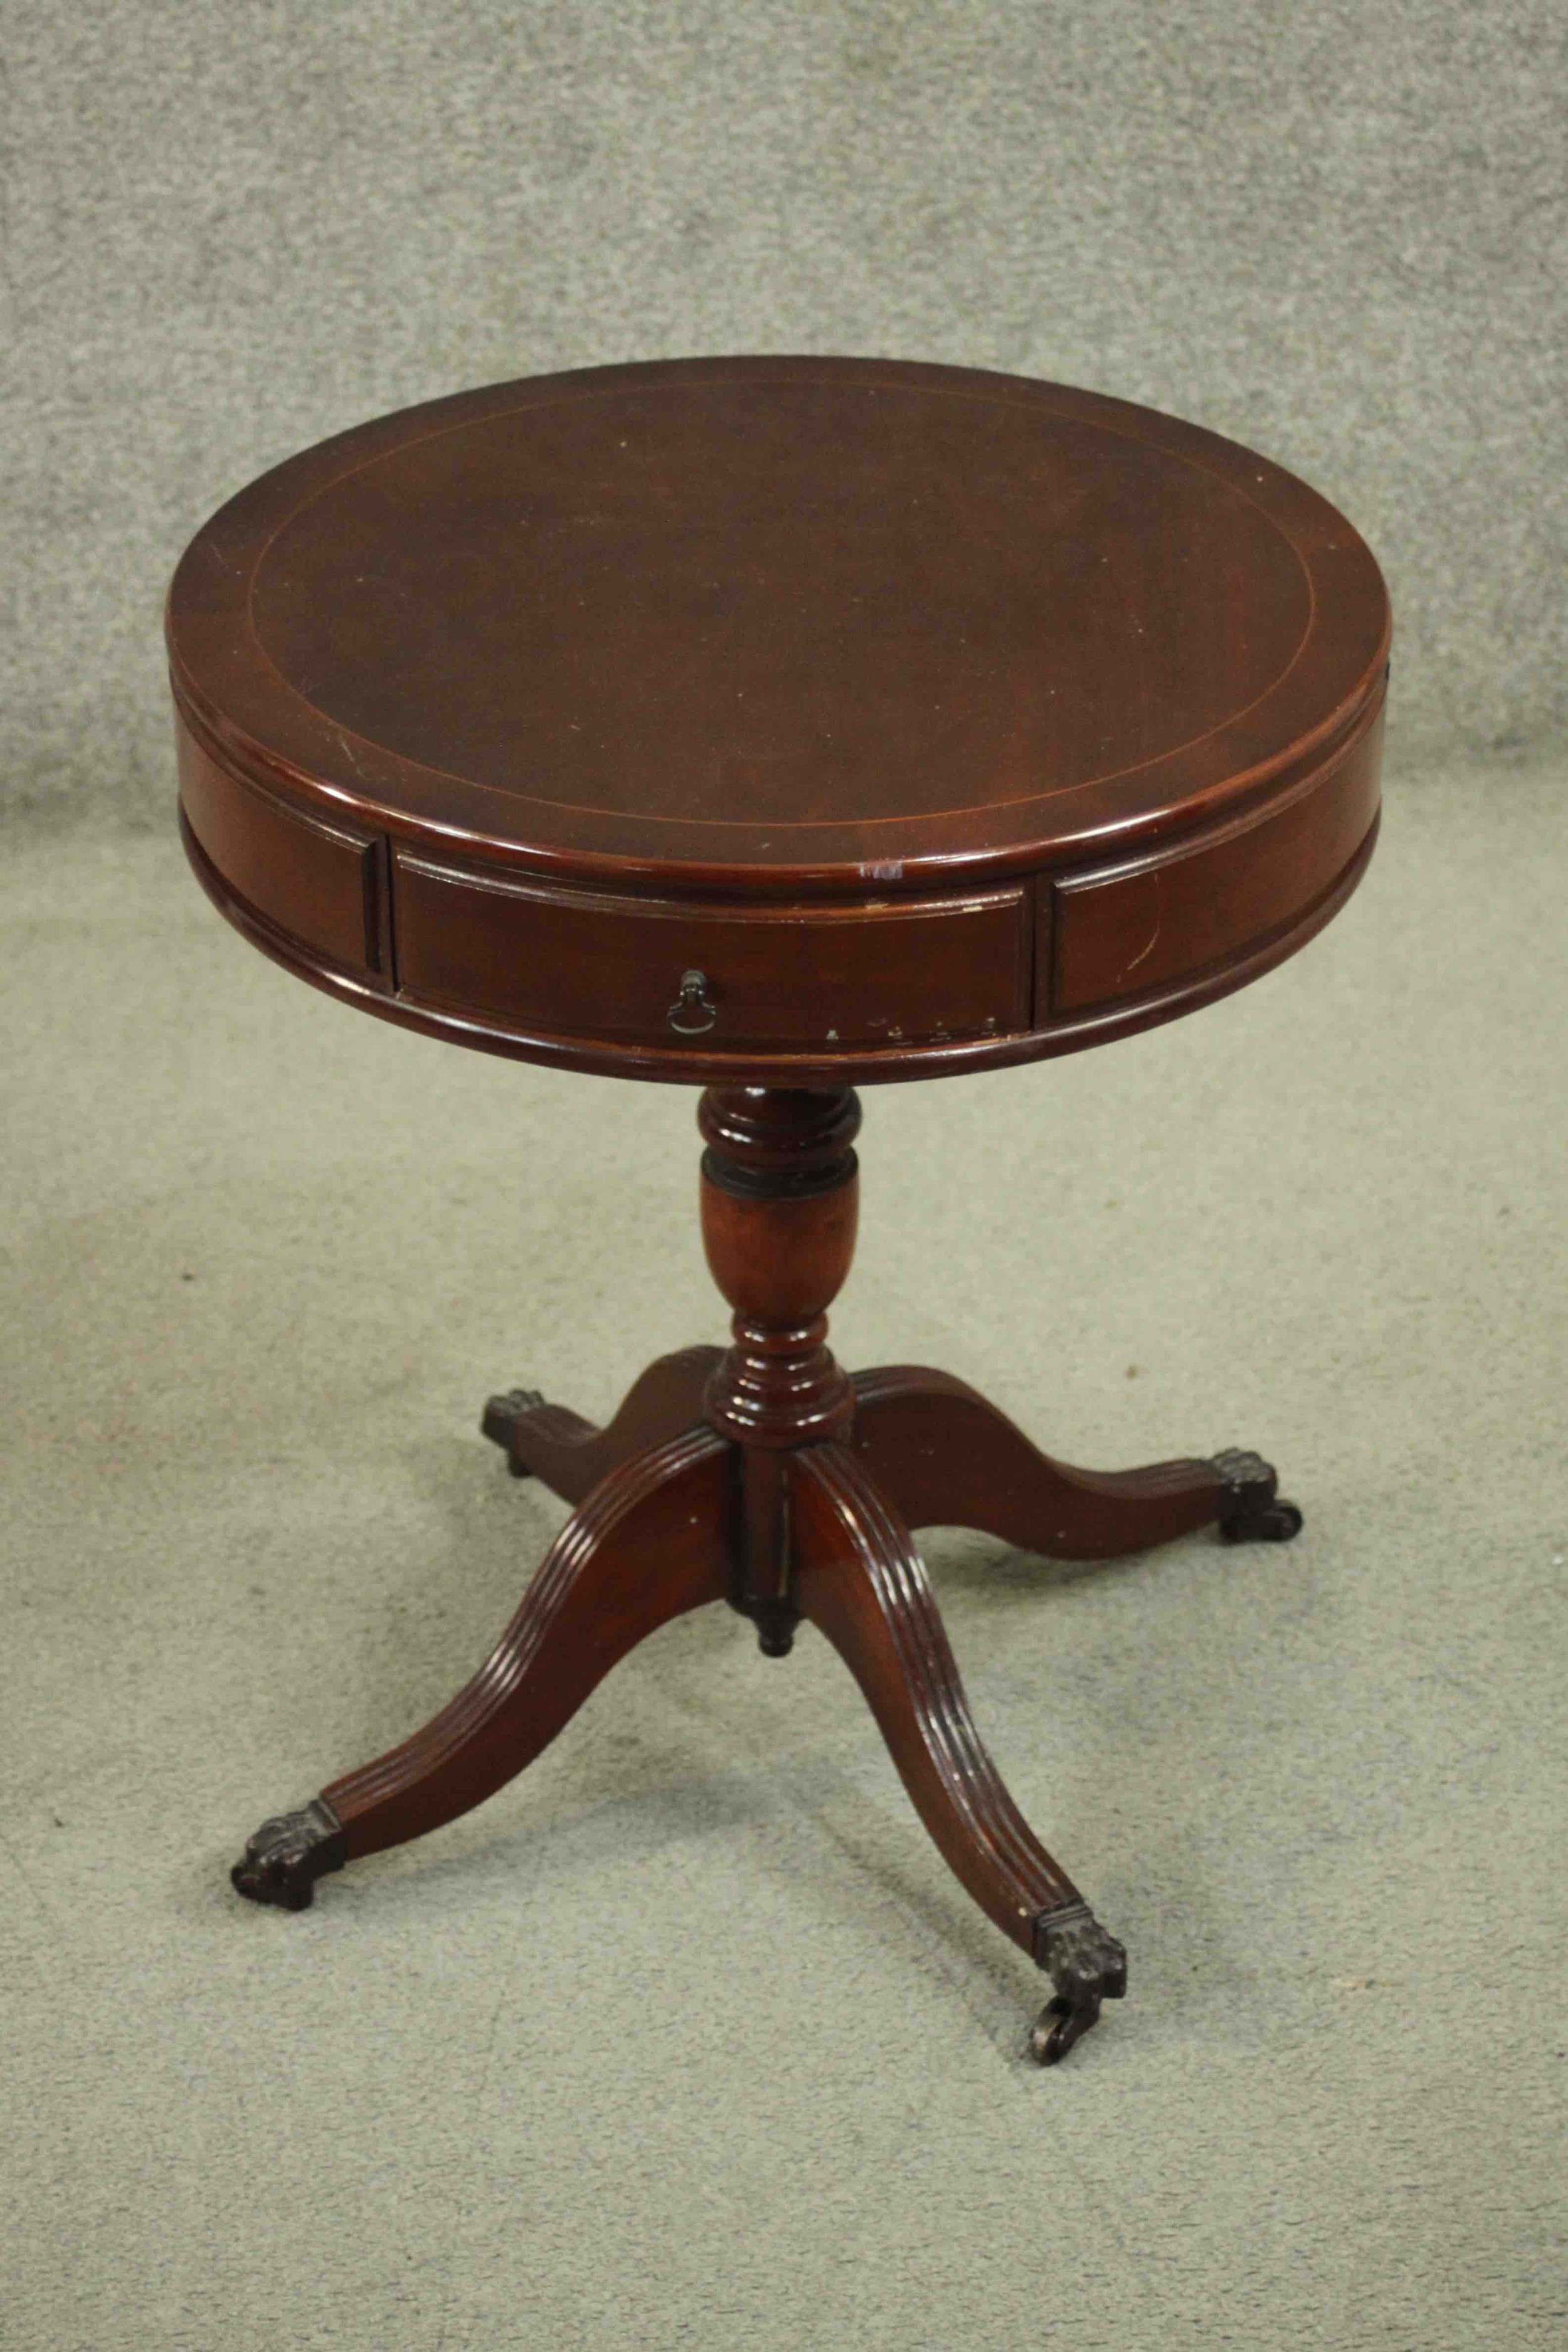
[2,765,1563,2349]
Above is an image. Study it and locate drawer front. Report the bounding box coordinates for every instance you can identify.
[1048,701,1384,1017]
[392,853,1029,1051]
[177,711,386,978]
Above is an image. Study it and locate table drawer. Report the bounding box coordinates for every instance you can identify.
[177,710,386,978]
[392,853,1029,1051]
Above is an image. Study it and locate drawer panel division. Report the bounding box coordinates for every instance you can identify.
[1048,702,1384,1019]
[176,712,385,978]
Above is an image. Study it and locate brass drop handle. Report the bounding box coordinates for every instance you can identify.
[667,968,718,1035]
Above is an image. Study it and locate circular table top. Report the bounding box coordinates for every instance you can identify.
[169,358,1389,1085]
[169,356,1388,895]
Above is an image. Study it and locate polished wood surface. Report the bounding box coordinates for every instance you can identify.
[851,1366,1300,1557]
[196,364,1384,2058]
[170,356,1389,1086]
[323,1427,730,1858]
[482,1344,722,1506]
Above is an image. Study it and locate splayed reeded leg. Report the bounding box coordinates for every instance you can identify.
[231,1426,731,1907]
[851,1365,1303,1556]
[482,1344,724,1504]
[789,1442,1128,2063]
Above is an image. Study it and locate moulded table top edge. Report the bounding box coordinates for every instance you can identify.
[166,355,1391,899]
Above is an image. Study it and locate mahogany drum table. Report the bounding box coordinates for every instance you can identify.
[168,357,1390,2063]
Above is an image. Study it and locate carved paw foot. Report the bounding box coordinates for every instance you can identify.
[480,1387,548,1475]
[1210,1448,1304,1544]
[231,1799,347,1911]
[1029,1902,1128,2064]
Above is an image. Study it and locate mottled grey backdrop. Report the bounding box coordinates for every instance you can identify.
[3,0,1564,828]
